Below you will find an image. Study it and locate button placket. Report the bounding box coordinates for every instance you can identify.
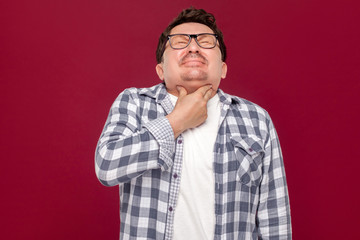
[164,135,184,240]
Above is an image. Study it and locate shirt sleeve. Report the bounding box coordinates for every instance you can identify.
[257,113,292,239]
[95,89,175,186]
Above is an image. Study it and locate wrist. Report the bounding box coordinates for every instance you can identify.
[166,113,185,139]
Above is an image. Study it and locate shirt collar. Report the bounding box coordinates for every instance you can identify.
[139,82,241,108]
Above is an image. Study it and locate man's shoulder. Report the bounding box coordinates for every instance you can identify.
[221,91,274,144]
[220,90,269,119]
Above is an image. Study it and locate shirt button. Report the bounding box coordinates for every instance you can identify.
[249,148,253,152]
[177,139,182,144]
[169,206,173,211]
[173,173,178,178]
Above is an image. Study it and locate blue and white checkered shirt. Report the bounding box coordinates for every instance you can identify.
[95,83,292,240]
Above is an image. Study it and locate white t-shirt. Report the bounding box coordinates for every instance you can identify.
[168,93,221,240]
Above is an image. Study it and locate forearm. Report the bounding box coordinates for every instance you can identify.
[257,178,291,239]
[95,116,175,186]
[257,117,292,239]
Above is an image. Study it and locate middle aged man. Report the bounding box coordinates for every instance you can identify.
[96,7,292,240]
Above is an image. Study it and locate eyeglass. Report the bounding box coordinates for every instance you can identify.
[167,33,218,49]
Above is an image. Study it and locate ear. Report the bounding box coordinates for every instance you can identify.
[221,62,227,79]
[156,63,164,81]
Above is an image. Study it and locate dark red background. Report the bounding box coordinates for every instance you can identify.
[1,0,359,239]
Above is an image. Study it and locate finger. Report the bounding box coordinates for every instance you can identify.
[195,84,212,96]
[176,86,187,98]
[203,88,213,101]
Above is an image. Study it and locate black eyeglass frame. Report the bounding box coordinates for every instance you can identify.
[167,33,218,50]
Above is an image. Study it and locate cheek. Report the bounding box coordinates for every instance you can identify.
[163,54,181,72]
[165,49,186,62]
[210,59,224,74]
[162,59,178,80]
[163,61,175,76]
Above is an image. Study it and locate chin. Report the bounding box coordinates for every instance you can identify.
[180,70,208,82]
[183,82,209,93]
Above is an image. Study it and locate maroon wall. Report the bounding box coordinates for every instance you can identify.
[1,0,359,239]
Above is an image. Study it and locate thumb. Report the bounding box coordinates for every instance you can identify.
[203,88,213,101]
[177,86,187,98]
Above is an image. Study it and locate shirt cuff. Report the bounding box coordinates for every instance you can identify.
[143,116,175,171]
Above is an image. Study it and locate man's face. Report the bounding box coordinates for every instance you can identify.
[156,22,227,96]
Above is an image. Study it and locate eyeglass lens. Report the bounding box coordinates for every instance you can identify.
[170,34,216,49]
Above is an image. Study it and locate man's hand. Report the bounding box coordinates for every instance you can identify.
[166,85,213,138]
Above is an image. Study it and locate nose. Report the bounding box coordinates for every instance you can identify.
[187,37,200,52]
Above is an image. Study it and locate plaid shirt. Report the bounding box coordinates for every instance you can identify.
[95,83,291,240]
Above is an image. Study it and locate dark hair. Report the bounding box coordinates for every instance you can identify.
[156,7,227,63]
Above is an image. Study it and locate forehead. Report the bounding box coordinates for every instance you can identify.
[170,22,214,35]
